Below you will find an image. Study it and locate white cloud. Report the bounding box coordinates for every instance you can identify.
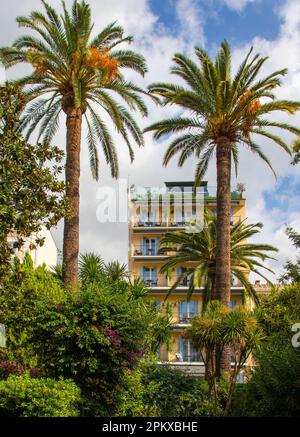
[175,0,206,47]
[1,0,300,282]
[221,0,257,12]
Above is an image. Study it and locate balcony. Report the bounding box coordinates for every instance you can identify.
[178,277,191,287]
[132,220,192,228]
[179,353,201,363]
[134,274,169,287]
[178,314,197,324]
[130,186,243,203]
[133,245,165,257]
[132,216,242,228]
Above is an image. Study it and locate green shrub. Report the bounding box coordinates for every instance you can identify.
[115,358,215,417]
[11,277,161,415]
[0,374,80,417]
[0,255,66,367]
[231,284,300,417]
[0,257,171,416]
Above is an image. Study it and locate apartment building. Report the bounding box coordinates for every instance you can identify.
[129,181,246,375]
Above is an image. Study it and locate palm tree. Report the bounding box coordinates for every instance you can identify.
[187,301,264,415]
[104,260,129,282]
[79,252,104,284]
[0,0,149,288]
[145,41,300,307]
[160,211,278,307]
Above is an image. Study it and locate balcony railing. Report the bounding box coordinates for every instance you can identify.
[178,278,191,286]
[134,275,169,287]
[133,275,243,289]
[133,245,163,256]
[178,314,197,323]
[177,353,201,362]
[132,216,242,228]
[130,186,243,202]
[133,220,192,228]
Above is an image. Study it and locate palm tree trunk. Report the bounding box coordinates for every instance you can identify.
[62,107,82,289]
[216,137,231,304]
[216,137,232,376]
[211,274,217,300]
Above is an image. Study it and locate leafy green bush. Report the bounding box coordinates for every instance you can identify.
[0,255,66,367]
[231,331,300,417]
[2,271,161,416]
[0,374,80,417]
[115,358,215,417]
[0,256,172,416]
[115,364,159,417]
[231,284,300,417]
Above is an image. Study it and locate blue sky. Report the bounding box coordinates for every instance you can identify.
[150,0,282,48]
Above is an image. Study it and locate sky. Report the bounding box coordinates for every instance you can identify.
[1,0,300,280]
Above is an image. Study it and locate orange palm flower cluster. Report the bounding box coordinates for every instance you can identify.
[26,48,48,75]
[248,99,261,113]
[85,47,118,80]
[34,59,48,75]
[240,89,261,113]
[239,90,261,138]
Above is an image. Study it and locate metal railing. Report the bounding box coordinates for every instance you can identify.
[130,186,243,202]
[133,220,192,228]
[178,353,201,362]
[178,314,197,323]
[133,245,163,256]
[134,275,169,287]
[132,216,242,228]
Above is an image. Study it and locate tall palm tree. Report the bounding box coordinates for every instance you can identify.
[145,41,300,307]
[0,0,149,288]
[160,211,278,307]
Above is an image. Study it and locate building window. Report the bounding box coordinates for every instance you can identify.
[142,238,159,255]
[178,336,200,362]
[178,300,198,323]
[229,300,237,310]
[141,267,158,286]
[177,267,192,286]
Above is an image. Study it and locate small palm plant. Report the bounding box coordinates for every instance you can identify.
[0,0,149,287]
[104,261,129,282]
[79,252,104,284]
[160,210,278,306]
[145,41,300,307]
[187,301,264,415]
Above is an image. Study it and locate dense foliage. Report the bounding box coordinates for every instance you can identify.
[231,284,300,416]
[279,227,300,284]
[0,374,80,417]
[0,254,66,367]
[187,301,263,415]
[115,359,215,417]
[0,84,65,277]
[0,256,170,416]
